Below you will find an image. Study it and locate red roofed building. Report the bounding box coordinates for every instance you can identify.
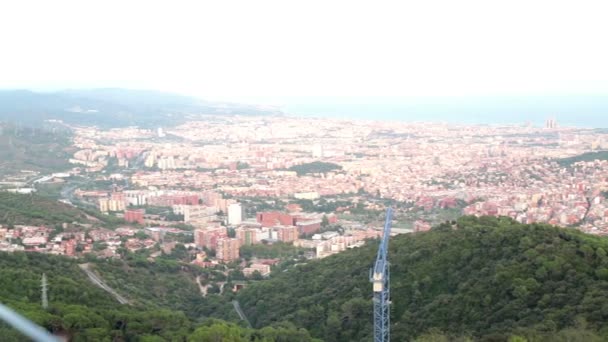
[285,203,302,212]
[64,239,76,256]
[256,212,296,227]
[297,220,322,235]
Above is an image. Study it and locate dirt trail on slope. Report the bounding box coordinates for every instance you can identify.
[79,263,130,305]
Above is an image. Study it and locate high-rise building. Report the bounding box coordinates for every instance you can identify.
[108,192,126,212]
[194,229,205,248]
[144,152,156,168]
[217,238,240,262]
[124,190,148,206]
[312,143,323,158]
[275,226,298,243]
[236,228,260,246]
[124,209,145,225]
[228,203,243,225]
[173,205,216,223]
[98,198,109,212]
[194,227,227,250]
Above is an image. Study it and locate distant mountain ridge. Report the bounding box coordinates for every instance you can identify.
[0,122,74,176]
[0,88,282,128]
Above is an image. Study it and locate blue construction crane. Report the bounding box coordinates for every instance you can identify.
[370,207,393,342]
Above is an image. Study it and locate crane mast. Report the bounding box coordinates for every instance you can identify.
[370,207,393,342]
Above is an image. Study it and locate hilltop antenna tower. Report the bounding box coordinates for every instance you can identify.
[370,207,393,342]
[41,273,48,310]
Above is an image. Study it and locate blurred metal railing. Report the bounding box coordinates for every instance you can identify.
[0,303,60,342]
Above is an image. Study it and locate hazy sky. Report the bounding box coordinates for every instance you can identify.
[1,0,607,102]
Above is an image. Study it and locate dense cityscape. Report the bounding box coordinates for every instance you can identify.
[2,115,608,274]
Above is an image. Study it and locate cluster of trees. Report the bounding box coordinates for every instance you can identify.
[241,197,286,216]
[236,161,250,170]
[557,150,608,166]
[237,216,608,341]
[187,320,321,342]
[288,162,342,176]
[294,198,352,213]
[412,326,605,342]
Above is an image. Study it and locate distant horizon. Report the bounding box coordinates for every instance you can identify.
[277,95,608,128]
[1,87,608,128]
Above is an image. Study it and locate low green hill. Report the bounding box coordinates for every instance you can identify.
[0,192,90,226]
[288,162,342,176]
[0,191,130,228]
[237,216,608,341]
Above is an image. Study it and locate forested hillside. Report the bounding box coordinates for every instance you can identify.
[4,216,608,341]
[238,216,608,341]
[0,251,319,341]
[92,254,236,320]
